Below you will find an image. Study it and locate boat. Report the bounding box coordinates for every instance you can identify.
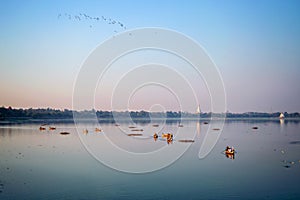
[225,149,235,159]
[39,126,46,131]
[225,146,235,155]
[162,133,173,139]
[279,113,285,119]
[153,133,158,138]
[225,150,235,155]
[49,126,56,130]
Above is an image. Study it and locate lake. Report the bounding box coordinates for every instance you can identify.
[0,118,300,199]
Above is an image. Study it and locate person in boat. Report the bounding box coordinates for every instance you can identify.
[162,133,173,140]
[226,146,231,152]
[225,146,234,153]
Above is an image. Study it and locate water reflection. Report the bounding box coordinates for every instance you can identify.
[167,138,173,144]
[196,121,200,136]
[280,119,284,125]
[1,119,300,200]
[225,152,235,160]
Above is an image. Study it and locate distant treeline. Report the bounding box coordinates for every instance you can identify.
[0,106,299,120]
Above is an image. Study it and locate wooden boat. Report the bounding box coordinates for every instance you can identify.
[225,150,235,155]
[152,124,159,127]
[162,133,173,139]
[39,126,46,131]
[49,126,56,130]
[153,133,158,138]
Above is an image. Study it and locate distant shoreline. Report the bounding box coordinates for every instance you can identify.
[1,117,300,126]
[1,106,299,122]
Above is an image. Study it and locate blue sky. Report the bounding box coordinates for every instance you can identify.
[0,0,299,112]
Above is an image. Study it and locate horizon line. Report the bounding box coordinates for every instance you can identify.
[0,106,297,114]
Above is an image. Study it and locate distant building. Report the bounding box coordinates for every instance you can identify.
[279,113,285,119]
[196,105,201,114]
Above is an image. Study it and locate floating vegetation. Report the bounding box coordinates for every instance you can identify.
[127,133,143,136]
[39,126,46,131]
[289,141,300,145]
[131,129,143,132]
[60,132,70,135]
[178,139,195,143]
[95,128,102,132]
[83,129,88,134]
[278,149,300,169]
[0,182,3,193]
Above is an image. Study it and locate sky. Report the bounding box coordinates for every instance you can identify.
[0,0,299,113]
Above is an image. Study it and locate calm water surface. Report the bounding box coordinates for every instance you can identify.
[0,119,300,200]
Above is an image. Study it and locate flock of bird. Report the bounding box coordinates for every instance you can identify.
[57,12,127,32]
